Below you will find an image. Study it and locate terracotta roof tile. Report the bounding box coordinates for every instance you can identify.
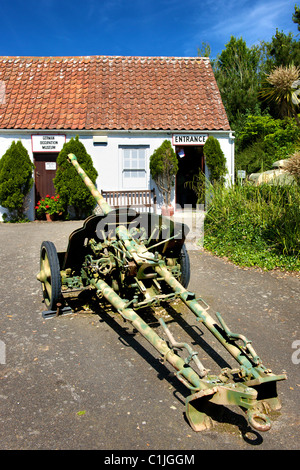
[0,55,230,131]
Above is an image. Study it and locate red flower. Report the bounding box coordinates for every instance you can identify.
[51,196,55,199]
[46,205,50,209]
[35,206,39,209]
[46,194,50,198]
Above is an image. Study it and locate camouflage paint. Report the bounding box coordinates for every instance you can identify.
[59,152,287,433]
[89,276,203,391]
[67,153,112,215]
[89,276,274,432]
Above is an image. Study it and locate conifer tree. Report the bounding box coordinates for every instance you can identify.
[203,136,227,184]
[149,140,178,206]
[0,140,34,220]
[54,136,98,218]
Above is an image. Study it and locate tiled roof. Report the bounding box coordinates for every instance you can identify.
[0,56,230,131]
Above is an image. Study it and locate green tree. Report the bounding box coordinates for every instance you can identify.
[235,114,300,173]
[260,29,300,75]
[213,36,262,129]
[203,136,227,184]
[293,4,300,31]
[197,41,211,58]
[54,136,98,218]
[149,140,178,206]
[0,140,34,221]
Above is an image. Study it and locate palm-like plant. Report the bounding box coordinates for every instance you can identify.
[260,64,300,126]
[284,151,300,184]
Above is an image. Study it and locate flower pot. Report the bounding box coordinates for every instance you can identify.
[45,213,55,222]
[161,205,174,217]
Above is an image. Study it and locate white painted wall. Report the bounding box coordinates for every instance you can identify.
[0,130,234,221]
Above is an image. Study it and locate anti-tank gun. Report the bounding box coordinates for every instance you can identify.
[37,153,286,433]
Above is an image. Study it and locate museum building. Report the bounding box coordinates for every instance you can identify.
[0,55,234,220]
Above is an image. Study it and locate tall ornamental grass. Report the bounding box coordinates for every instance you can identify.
[204,183,300,271]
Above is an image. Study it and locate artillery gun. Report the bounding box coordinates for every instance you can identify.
[37,153,286,433]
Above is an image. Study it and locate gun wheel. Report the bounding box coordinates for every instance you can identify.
[38,241,62,310]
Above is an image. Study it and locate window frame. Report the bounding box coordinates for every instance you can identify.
[119,145,149,189]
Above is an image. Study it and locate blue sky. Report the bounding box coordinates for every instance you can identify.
[0,0,298,59]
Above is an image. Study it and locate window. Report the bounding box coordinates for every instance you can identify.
[121,146,148,188]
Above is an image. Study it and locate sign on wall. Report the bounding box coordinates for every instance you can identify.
[45,162,57,170]
[172,134,208,146]
[31,134,66,152]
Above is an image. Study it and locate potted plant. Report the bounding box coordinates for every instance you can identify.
[35,194,64,221]
[149,140,178,216]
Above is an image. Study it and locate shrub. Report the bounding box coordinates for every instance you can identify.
[235,140,272,174]
[0,140,34,221]
[204,182,300,271]
[184,169,207,204]
[203,136,227,184]
[54,136,98,219]
[238,115,280,148]
[235,115,300,174]
[149,140,178,206]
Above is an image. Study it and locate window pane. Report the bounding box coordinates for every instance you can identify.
[123,149,130,159]
[138,154,145,168]
[121,146,148,189]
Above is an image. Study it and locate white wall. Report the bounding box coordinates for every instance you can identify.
[0,130,234,221]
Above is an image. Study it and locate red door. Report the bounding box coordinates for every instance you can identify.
[34,153,59,202]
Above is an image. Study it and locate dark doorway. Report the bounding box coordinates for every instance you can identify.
[34,152,59,203]
[175,146,204,208]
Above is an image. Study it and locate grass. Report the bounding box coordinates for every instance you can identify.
[203,182,300,272]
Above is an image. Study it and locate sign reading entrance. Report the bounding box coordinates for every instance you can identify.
[32,134,66,152]
[172,134,208,146]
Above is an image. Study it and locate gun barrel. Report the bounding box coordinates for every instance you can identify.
[67,153,112,215]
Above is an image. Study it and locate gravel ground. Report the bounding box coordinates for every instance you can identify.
[0,220,299,452]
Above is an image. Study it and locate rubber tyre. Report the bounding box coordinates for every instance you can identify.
[179,244,190,289]
[40,241,62,310]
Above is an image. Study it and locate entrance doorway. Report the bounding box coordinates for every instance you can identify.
[175,146,204,208]
[34,152,59,203]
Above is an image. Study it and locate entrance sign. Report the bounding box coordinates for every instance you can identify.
[172,134,208,146]
[32,134,66,152]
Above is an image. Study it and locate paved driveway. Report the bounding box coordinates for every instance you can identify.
[0,220,299,451]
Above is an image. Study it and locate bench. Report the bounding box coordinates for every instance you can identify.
[101,189,157,213]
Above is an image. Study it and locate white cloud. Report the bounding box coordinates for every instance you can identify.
[211,1,291,43]
[184,0,298,56]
